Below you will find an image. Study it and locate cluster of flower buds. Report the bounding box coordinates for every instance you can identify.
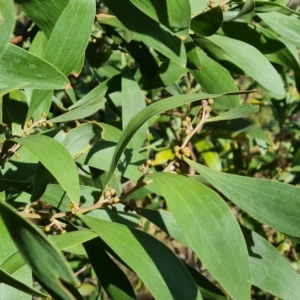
[173,145,191,160]
[201,99,214,119]
[181,116,193,136]
[104,187,116,199]
[69,201,80,214]
[138,159,152,174]
[24,112,53,136]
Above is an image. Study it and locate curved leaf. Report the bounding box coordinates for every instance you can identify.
[0,201,78,300]
[0,44,69,90]
[186,159,300,237]
[105,92,248,186]
[130,0,191,38]
[0,0,15,59]
[43,0,95,76]
[194,35,285,95]
[207,103,259,123]
[224,0,254,21]
[242,227,300,300]
[148,172,251,300]
[104,0,186,66]
[49,90,106,123]
[191,50,240,109]
[257,12,300,48]
[15,135,80,203]
[79,215,201,300]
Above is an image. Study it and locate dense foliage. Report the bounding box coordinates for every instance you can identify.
[1,0,300,299]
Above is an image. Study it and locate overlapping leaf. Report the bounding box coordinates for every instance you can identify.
[148,173,251,300]
[79,215,201,300]
[194,35,285,95]
[0,44,69,90]
[0,201,78,300]
[104,0,186,66]
[15,135,80,203]
[186,159,300,237]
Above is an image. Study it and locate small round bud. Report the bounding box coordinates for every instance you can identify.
[42,122,47,127]
[61,229,67,234]
[44,225,51,232]
[182,147,191,157]
[174,145,180,153]
[104,190,111,198]
[210,2,216,8]
[208,98,214,105]
[113,197,120,203]
[138,165,144,172]
[24,131,30,136]
[15,153,21,158]
[42,112,47,118]
[185,116,191,122]
[181,120,188,127]
[109,188,116,196]
[27,119,33,128]
[184,129,191,135]
[48,122,53,128]
[146,159,152,166]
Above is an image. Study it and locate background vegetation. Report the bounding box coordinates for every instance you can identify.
[1,0,300,299]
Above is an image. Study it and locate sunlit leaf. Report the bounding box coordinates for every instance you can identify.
[148,172,251,300]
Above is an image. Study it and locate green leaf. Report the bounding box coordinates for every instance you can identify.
[0,201,78,300]
[242,227,300,300]
[121,56,147,149]
[0,268,48,298]
[79,215,201,300]
[15,0,69,38]
[42,0,95,76]
[130,0,191,38]
[1,230,98,277]
[0,211,32,300]
[191,6,223,36]
[0,44,69,90]
[15,135,80,203]
[0,0,15,59]
[191,50,240,109]
[222,23,300,87]
[83,238,136,300]
[54,123,104,158]
[257,12,300,48]
[49,90,107,123]
[186,159,300,237]
[194,35,285,95]
[148,172,251,300]
[104,0,187,66]
[207,103,259,123]
[105,92,248,186]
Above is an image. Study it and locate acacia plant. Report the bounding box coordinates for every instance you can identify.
[1,0,300,299]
